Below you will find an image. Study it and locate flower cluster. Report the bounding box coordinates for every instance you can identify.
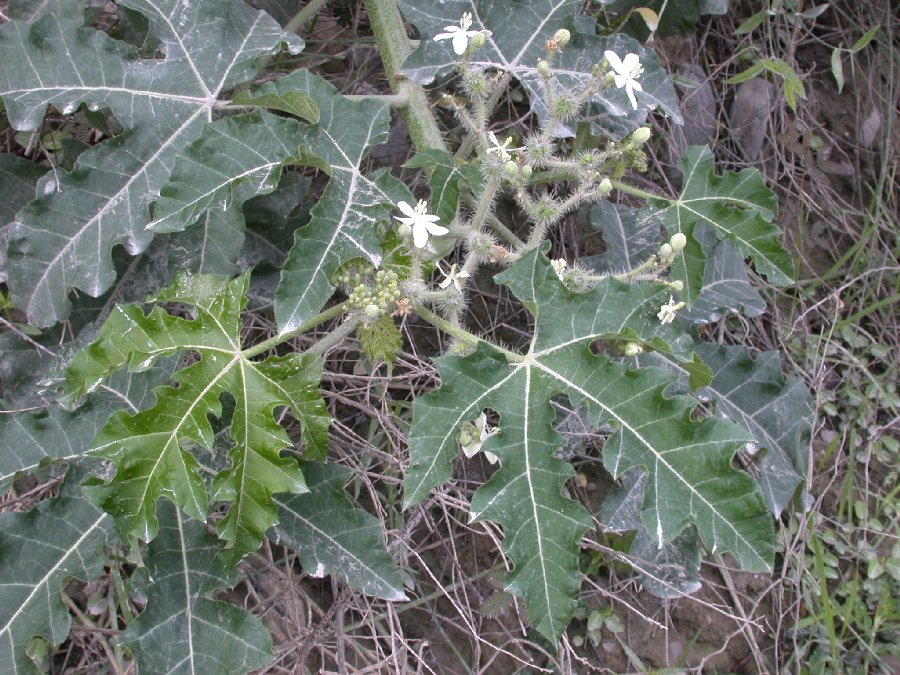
[346,269,401,319]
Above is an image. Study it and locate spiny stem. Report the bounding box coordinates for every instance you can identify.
[413,305,524,363]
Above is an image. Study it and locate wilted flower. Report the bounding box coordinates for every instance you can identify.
[460,412,500,464]
[487,132,515,160]
[604,50,644,110]
[434,12,492,55]
[657,295,685,325]
[438,263,471,292]
[394,199,448,248]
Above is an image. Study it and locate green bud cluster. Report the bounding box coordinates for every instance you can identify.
[333,262,375,289]
[346,268,402,318]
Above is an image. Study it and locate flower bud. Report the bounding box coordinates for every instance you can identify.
[669,280,684,292]
[597,178,613,197]
[659,243,673,259]
[397,223,412,238]
[504,160,519,176]
[364,304,380,318]
[520,164,533,179]
[469,32,486,50]
[623,342,643,356]
[552,29,571,48]
[631,126,652,145]
[669,232,687,252]
[537,59,551,78]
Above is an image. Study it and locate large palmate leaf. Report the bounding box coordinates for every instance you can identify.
[0,366,171,491]
[406,247,773,642]
[0,477,117,673]
[273,71,412,334]
[65,273,330,564]
[397,1,681,138]
[273,463,408,601]
[650,343,809,515]
[0,0,302,326]
[651,145,792,304]
[600,469,702,598]
[122,502,273,675]
[587,200,661,273]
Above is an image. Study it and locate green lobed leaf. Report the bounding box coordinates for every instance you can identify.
[587,200,661,273]
[0,0,302,326]
[0,366,172,491]
[273,70,412,335]
[680,223,766,323]
[397,1,681,138]
[148,111,308,234]
[0,480,117,672]
[64,273,331,564]
[651,145,792,305]
[0,153,46,283]
[407,247,773,642]
[600,469,702,598]
[122,501,274,675]
[272,463,408,601]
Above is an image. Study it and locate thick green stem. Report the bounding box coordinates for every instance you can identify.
[413,305,523,363]
[611,180,669,202]
[305,318,359,355]
[243,301,349,359]
[284,0,330,34]
[365,0,447,153]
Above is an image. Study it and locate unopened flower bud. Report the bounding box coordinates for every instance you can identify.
[537,59,551,78]
[520,164,533,179]
[597,178,613,197]
[469,32,486,50]
[631,126,652,145]
[669,280,684,292]
[669,232,687,252]
[552,29,571,48]
[659,243,673,259]
[504,160,519,176]
[623,342,643,356]
[364,304,380,318]
[397,223,412,238]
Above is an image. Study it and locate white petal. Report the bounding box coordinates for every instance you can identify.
[439,276,452,289]
[396,200,417,218]
[424,222,449,236]
[604,50,624,74]
[452,32,468,55]
[412,223,430,248]
[630,80,643,93]
[626,84,638,110]
[622,53,641,72]
[613,73,627,89]
[394,215,414,226]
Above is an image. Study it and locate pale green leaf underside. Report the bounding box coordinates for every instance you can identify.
[273,463,408,601]
[122,502,273,675]
[65,274,330,564]
[407,248,773,642]
[0,489,115,673]
[0,153,46,283]
[0,0,302,326]
[397,0,681,138]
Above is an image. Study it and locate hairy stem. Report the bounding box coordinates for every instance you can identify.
[243,301,349,359]
[413,305,524,363]
[365,0,447,152]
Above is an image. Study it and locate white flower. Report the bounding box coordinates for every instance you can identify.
[486,132,514,160]
[461,412,500,464]
[604,50,644,110]
[433,12,492,56]
[657,295,685,325]
[438,263,471,292]
[394,199,448,248]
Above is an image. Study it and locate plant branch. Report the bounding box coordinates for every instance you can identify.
[413,304,523,363]
[243,301,349,359]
